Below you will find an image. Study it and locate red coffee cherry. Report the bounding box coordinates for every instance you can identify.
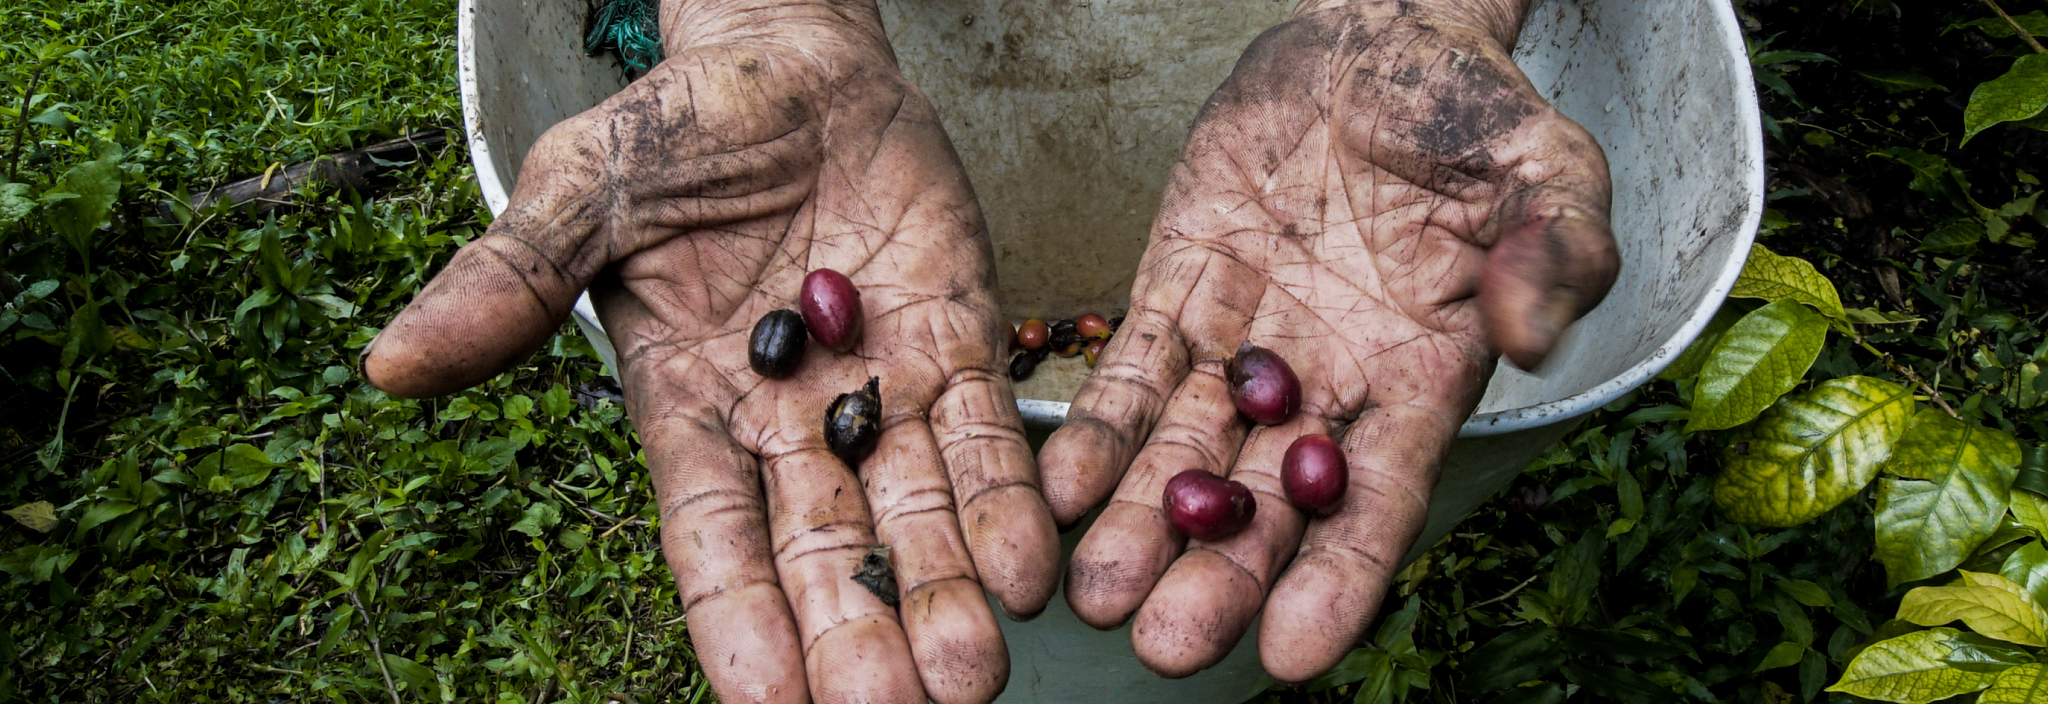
[801,268,863,352]
[1227,343,1300,426]
[1017,319,1049,351]
[1282,434,1346,516]
[1162,469,1256,541]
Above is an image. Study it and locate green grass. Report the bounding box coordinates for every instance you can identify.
[0,0,708,701]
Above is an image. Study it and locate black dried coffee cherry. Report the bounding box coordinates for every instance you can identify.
[1009,349,1045,381]
[826,377,883,466]
[748,309,807,379]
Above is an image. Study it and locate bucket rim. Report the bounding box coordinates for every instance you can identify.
[457,0,1766,439]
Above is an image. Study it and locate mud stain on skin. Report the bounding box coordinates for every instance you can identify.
[1409,53,1532,161]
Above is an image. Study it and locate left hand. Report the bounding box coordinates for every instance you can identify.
[1037,0,1618,682]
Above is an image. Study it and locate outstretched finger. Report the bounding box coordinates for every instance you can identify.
[1064,357,1249,630]
[759,438,927,704]
[861,407,1010,704]
[1257,400,1464,683]
[1037,309,1191,527]
[1129,414,1323,677]
[634,387,807,704]
[929,367,1061,620]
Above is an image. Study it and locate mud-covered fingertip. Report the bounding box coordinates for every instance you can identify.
[1479,200,1618,373]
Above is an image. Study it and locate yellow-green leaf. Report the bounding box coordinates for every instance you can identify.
[1827,628,1998,703]
[1730,244,1847,322]
[1659,306,1740,382]
[1979,663,2048,704]
[2000,542,2048,617]
[1875,411,2023,585]
[1897,572,2048,647]
[1686,300,1829,432]
[2013,490,2048,535]
[1964,54,2048,146]
[1714,376,1915,526]
[4,501,58,533]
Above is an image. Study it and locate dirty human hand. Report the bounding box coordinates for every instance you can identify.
[1039,0,1617,682]
[362,0,1063,702]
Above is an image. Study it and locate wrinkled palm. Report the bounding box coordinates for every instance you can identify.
[367,21,1058,704]
[1040,1,1618,682]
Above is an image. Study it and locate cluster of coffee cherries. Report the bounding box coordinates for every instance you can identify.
[1161,343,1348,542]
[746,269,882,468]
[1007,313,1124,381]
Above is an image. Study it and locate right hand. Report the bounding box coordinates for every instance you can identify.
[363,2,1061,702]
[1038,0,1616,682]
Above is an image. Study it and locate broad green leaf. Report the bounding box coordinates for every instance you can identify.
[43,152,123,258]
[1686,300,1829,432]
[1920,220,1984,256]
[1778,579,1836,608]
[1304,646,1382,691]
[1954,12,2048,39]
[1729,244,1847,322]
[3,501,57,533]
[343,528,395,592]
[0,182,31,226]
[2016,490,2048,534]
[2016,447,2048,499]
[1964,54,2048,145]
[1897,572,2048,647]
[1660,306,1741,381]
[1979,663,2048,704]
[1828,628,1997,703]
[2001,541,2048,608]
[74,500,136,533]
[1460,626,1563,692]
[303,293,358,320]
[1943,632,2034,673]
[1875,411,2023,585]
[1714,376,1915,526]
[1857,70,1946,94]
[187,443,277,494]
[382,653,441,695]
[1757,641,1806,671]
[509,502,562,538]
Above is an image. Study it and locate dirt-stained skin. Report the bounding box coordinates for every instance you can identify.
[363,1,1063,703]
[1038,0,1617,684]
[366,0,1617,697]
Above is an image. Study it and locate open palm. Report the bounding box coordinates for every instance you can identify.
[366,12,1059,704]
[1040,1,1618,682]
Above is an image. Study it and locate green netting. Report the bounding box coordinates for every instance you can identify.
[584,0,662,79]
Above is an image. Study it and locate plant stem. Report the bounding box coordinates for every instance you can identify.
[5,66,47,183]
[1982,0,2046,53]
[350,587,405,704]
[1855,338,1958,418]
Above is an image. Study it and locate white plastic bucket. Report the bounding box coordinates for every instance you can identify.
[458,0,1762,700]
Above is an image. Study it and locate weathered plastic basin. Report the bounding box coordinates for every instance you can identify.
[458,0,1762,701]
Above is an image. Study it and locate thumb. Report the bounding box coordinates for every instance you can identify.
[363,186,604,398]
[364,95,623,399]
[1477,180,1619,371]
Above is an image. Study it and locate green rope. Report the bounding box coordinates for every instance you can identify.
[585,0,663,79]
